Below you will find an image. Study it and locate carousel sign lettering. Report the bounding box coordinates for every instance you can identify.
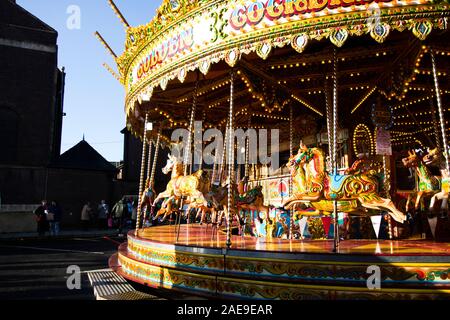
[230,0,393,30]
[136,27,194,80]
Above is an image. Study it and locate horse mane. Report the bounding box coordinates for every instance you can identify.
[173,162,184,175]
[310,147,326,174]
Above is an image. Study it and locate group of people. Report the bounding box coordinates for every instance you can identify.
[110,197,138,234]
[33,200,62,237]
[81,198,137,233]
[33,197,138,237]
[80,200,112,231]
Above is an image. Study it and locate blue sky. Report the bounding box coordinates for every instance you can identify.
[17,0,160,161]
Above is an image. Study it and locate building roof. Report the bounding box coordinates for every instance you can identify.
[51,140,117,172]
[0,0,57,45]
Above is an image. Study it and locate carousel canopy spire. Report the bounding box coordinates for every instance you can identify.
[107,0,130,29]
[94,31,117,58]
[102,63,120,81]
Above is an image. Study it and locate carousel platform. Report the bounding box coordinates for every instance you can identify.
[110,224,450,300]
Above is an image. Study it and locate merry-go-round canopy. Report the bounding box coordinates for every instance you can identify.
[109,0,450,151]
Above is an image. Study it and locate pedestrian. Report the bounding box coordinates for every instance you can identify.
[111,197,127,236]
[81,201,93,231]
[131,200,138,228]
[34,200,49,237]
[47,201,57,236]
[97,200,109,229]
[49,201,62,236]
[127,198,133,227]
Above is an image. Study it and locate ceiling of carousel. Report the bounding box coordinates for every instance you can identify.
[131,28,449,152]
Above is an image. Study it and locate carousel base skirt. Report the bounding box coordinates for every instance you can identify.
[110,224,450,300]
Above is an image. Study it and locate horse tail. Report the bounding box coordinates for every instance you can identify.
[192,170,204,179]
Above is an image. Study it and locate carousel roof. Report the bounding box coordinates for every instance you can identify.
[99,0,450,152]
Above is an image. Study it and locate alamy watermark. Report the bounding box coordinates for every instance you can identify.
[66,265,81,290]
[66,5,81,30]
[170,121,280,170]
[367,3,381,31]
[366,265,381,290]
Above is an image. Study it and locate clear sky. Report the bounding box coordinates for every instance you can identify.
[17,0,160,161]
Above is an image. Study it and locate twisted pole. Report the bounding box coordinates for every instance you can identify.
[184,77,199,176]
[245,116,251,179]
[431,49,449,173]
[146,140,153,183]
[226,70,235,249]
[135,114,149,235]
[289,104,294,239]
[149,127,162,188]
[325,79,334,169]
[332,48,339,252]
[219,122,229,184]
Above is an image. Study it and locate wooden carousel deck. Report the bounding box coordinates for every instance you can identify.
[135,224,450,256]
[110,224,450,300]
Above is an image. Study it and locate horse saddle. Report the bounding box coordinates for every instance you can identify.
[327,174,350,199]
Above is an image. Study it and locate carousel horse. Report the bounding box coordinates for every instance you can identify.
[152,154,211,221]
[187,190,221,225]
[402,149,441,213]
[213,177,271,228]
[423,148,449,214]
[283,143,406,223]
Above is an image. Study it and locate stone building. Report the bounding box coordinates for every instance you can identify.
[0,0,64,205]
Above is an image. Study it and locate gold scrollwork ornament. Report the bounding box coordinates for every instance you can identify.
[329,28,349,47]
[256,42,272,60]
[291,34,309,53]
[370,23,390,43]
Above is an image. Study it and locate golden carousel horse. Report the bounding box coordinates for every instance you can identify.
[402,149,441,213]
[423,148,449,214]
[283,143,406,223]
[152,154,211,221]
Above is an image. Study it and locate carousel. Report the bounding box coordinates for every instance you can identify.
[99,0,450,299]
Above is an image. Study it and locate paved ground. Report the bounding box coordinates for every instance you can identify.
[0,234,125,300]
[0,228,203,300]
[0,229,119,240]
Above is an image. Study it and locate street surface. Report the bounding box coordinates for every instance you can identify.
[0,235,123,300]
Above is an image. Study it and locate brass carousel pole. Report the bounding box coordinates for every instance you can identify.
[149,127,162,196]
[219,121,229,184]
[211,148,218,185]
[147,140,153,183]
[245,117,251,180]
[177,77,199,240]
[332,48,340,253]
[135,113,149,235]
[382,155,394,240]
[226,70,235,249]
[142,139,152,223]
[431,49,450,173]
[147,126,162,223]
[184,78,199,176]
[325,79,334,169]
[289,104,294,240]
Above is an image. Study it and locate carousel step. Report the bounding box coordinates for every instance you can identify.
[87,269,165,300]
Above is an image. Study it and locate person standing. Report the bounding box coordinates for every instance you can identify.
[81,202,93,231]
[131,200,138,229]
[111,197,127,236]
[97,200,109,229]
[48,201,62,236]
[34,200,49,237]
